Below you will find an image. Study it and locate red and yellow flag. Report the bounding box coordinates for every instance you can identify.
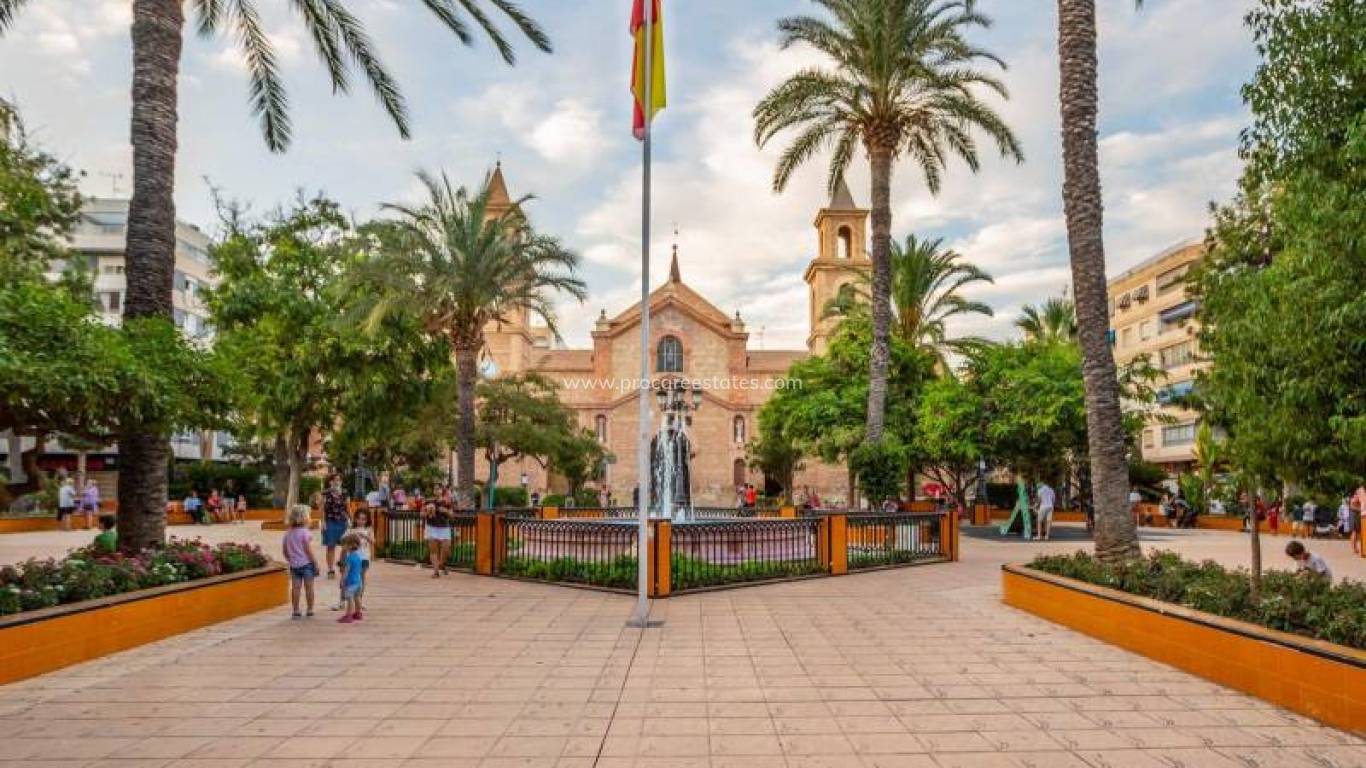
[630,0,666,140]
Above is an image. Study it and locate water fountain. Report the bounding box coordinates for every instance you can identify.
[649,379,701,521]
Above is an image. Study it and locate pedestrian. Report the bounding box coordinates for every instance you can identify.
[423,502,452,577]
[282,504,320,619]
[1285,540,1332,580]
[80,479,100,530]
[184,489,205,525]
[744,483,758,509]
[1350,483,1365,555]
[393,486,407,510]
[93,514,117,554]
[57,476,76,532]
[234,493,248,524]
[1160,493,1174,528]
[1267,498,1280,536]
[335,533,365,623]
[334,508,373,611]
[1128,485,1143,526]
[1036,481,1057,541]
[321,474,350,580]
[1338,497,1352,538]
[207,488,223,523]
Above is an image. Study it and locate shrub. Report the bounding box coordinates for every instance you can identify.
[168,462,272,507]
[0,539,270,617]
[492,486,529,508]
[1029,550,1366,650]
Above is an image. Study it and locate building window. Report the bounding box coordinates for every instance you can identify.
[733,458,746,487]
[1139,320,1152,341]
[101,264,124,275]
[1120,327,1133,348]
[656,336,683,372]
[733,416,746,444]
[100,291,121,312]
[1156,263,1191,295]
[595,415,608,443]
[837,226,852,259]
[1163,423,1197,446]
[1159,340,1196,370]
[1142,429,1155,449]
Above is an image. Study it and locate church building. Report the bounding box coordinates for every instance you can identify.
[475,165,870,506]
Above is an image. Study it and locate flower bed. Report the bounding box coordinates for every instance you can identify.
[1028,550,1366,650]
[0,539,270,617]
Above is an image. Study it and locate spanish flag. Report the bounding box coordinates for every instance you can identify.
[630,0,666,140]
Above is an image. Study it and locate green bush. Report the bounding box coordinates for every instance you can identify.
[1029,550,1366,650]
[850,440,907,504]
[670,554,824,589]
[500,555,637,589]
[492,486,529,508]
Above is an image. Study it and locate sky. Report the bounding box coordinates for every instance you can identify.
[0,0,1257,349]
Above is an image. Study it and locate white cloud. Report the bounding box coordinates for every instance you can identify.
[527,99,609,168]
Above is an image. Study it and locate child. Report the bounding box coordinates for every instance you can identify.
[336,533,365,623]
[1267,500,1280,536]
[333,509,373,610]
[234,494,248,524]
[1285,540,1332,580]
[282,504,320,619]
[207,489,224,523]
[93,514,117,554]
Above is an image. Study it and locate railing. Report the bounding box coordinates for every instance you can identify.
[499,518,638,590]
[845,513,944,569]
[691,506,784,519]
[552,506,637,519]
[373,507,956,595]
[671,519,823,590]
[375,510,478,570]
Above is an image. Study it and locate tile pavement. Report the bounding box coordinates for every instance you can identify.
[0,523,1362,767]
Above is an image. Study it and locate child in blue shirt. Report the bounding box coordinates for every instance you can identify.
[336,533,365,623]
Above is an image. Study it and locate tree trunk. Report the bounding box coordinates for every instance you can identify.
[117,0,183,552]
[272,433,290,507]
[865,146,894,444]
[1249,494,1262,600]
[1057,0,1139,562]
[284,426,308,509]
[75,450,88,490]
[454,341,479,499]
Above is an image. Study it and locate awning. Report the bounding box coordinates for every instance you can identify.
[1159,300,1199,324]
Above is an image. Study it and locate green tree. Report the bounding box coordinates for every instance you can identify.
[476,373,589,506]
[0,0,552,537]
[348,171,585,497]
[0,102,83,281]
[913,374,986,513]
[549,429,608,500]
[203,196,358,510]
[753,0,1021,447]
[1015,297,1077,344]
[747,416,805,502]
[1056,0,1146,561]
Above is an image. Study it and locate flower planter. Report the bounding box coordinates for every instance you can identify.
[0,563,286,686]
[1001,564,1366,735]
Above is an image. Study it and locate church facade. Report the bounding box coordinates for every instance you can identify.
[475,166,871,506]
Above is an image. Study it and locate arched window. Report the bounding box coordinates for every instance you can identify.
[656,335,683,373]
[837,225,852,259]
[595,415,608,443]
[733,415,746,443]
[733,458,747,487]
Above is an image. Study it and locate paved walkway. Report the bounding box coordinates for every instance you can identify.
[0,524,1363,768]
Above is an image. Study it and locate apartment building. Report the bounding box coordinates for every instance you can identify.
[9,199,236,480]
[1108,239,1206,473]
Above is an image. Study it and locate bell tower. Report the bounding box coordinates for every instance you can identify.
[481,161,536,373]
[804,177,870,353]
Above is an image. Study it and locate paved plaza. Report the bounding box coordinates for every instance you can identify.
[0,524,1363,768]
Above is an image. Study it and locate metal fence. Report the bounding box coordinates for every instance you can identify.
[498,518,638,590]
[554,506,637,519]
[670,518,824,591]
[845,513,943,569]
[377,510,478,570]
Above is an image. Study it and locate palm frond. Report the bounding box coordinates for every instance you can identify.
[230,0,291,151]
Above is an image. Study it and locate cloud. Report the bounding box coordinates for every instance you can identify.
[527,99,610,168]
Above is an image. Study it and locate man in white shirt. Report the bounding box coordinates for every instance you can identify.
[1285,540,1332,580]
[1036,482,1057,541]
[57,477,76,531]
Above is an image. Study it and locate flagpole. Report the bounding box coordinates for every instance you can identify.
[629,0,655,629]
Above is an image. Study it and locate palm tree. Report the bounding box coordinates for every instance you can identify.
[754,0,1022,446]
[351,171,585,499]
[0,0,551,550]
[823,234,994,370]
[889,235,994,369]
[1057,0,1142,561]
[1016,297,1077,344]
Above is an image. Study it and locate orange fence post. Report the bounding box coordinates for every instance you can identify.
[950,511,960,561]
[542,506,559,520]
[650,520,671,598]
[374,510,387,553]
[475,513,495,575]
[817,516,831,572]
[493,515,508,571]
[828,514,848,575]
[779,505,796,518]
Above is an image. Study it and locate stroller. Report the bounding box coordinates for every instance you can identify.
[1311,504,1338,538]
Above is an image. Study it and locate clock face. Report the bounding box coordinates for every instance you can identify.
[478,357,498,379]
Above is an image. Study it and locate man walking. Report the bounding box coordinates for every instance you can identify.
[1036,480,1057,541]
